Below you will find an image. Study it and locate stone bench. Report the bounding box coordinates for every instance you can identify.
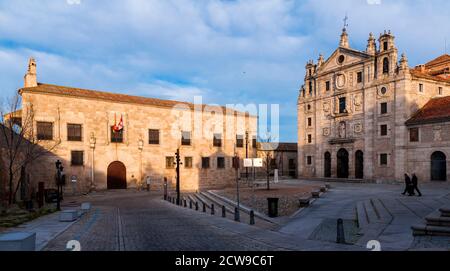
[311,191,320,198]
[0,232,36,251]
[59,210,78,222]
[299,197,312,207]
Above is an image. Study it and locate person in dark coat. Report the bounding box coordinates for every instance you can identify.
[411,173,422,197]
[402,173,413,196]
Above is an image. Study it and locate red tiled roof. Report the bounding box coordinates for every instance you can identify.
[257,142,297,152]
[410,69,450,83]
[19,83,247,115]
[406,96,450,125]
[425,54,450,68]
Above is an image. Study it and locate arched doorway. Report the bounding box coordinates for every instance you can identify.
[107,161,127,189]
[324,152,331,178]
[355,151,364,179]
[337,149,349,178]
[431,152,447,181]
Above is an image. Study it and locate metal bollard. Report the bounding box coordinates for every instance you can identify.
[234,207,240,222]
[184,199,187,207]
[202,203,206,213]
[249,210,255,225]
[222,206,226,218]
[189,200,192,209]
[195,202,199,211]
[336,218,346,244]
[211,204,215,215]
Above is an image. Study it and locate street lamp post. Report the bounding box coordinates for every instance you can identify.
[55,160,64,211]
[174,149,182,206]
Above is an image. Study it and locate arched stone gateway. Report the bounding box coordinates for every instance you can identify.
[431,151,447,181]
[355,150,364,179]
[337,148,349,179]
[107,161,127,189]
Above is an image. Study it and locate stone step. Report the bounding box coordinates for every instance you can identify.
[363,199,380,224]
[412,224,450,237]
[371,199,393,224]
[425,216,450,227]
[356,201,369,229]
[439,207,450,217]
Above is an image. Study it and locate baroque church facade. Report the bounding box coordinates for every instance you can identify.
[298,27,450,183]
[16,59,257,193]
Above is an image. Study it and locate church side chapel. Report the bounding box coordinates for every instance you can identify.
[297,19,450,183]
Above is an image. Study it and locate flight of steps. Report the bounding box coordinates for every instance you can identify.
[412,207,450,237]
[355,198,393,245]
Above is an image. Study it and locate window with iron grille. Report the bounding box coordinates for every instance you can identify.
[409,128,419,142]
[71,151,84,166]
[111,126,124,143]
[213,133,222,147]
[149,129,160,144]
[217,157,225,169]
[357,72,363,83]
[202,157,210,169]
[380,154,388,166]
[185,157,193,169]
[181,131,191,146]
[339,97,346,114]
[67,124,82,141]
[380,125,388,136]
[166,157,175,169]
[236,135,244,148]
[37,122,53,140]
[308,134,312,143]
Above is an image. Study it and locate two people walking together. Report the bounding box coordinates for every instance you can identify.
[402,173,422,197]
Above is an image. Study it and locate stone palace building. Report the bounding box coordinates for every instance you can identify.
[298,28,450,183]
[16,59,257,193]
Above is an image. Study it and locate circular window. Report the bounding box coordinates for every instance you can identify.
[338,55,345,64]
[380,87,387,95]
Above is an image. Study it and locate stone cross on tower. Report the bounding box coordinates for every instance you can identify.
[339,15,350,48]
[343,14,349,31]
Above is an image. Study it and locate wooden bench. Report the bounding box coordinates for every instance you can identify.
[311,191,320,198]
[299,197,312,207]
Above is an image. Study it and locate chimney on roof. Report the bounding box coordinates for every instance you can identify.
[24,58,37,88]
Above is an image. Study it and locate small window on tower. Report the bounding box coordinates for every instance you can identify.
[383,58,390,74]
[308,118,312,127]
[383,41,388,51]
[326,81,330,91]
[438,87,443,95]
[380,103,388,115]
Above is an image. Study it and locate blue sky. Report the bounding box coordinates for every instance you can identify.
[0,0,449,142]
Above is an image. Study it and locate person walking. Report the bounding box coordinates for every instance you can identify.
[402,173,413,196]
[146,176,151,191]
[411,173,422,197]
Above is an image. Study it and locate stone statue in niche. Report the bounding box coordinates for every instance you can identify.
[338,121,346,138]
[354,94,362,111]
[323,101,330,113]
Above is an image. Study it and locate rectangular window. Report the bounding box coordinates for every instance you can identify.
[202,157,210,169]
[181,131,191,146]
[217,157,225,169]
[307,156,312,165]
[166,157,175,169]
[383,41,388,51]
[339,97,346,114]
[252,136,257,149]
[325,81,330,91]
[236,135,244,148]
[380,154,388,166]
[71,151,84,166]
[307,118,312,127]
[380,125,388,136]
[213,133,222,147]
[185,157,193,169]
[111,127,124,143]
[67,124,82,141]
[380,102,388,115]
[357,72,363,83]
[37,122,53,140]
[409,128,419,142]
[308,134,312,143]
[419,84,424,92]
[438,87,443,95]
[148,129,160,144]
